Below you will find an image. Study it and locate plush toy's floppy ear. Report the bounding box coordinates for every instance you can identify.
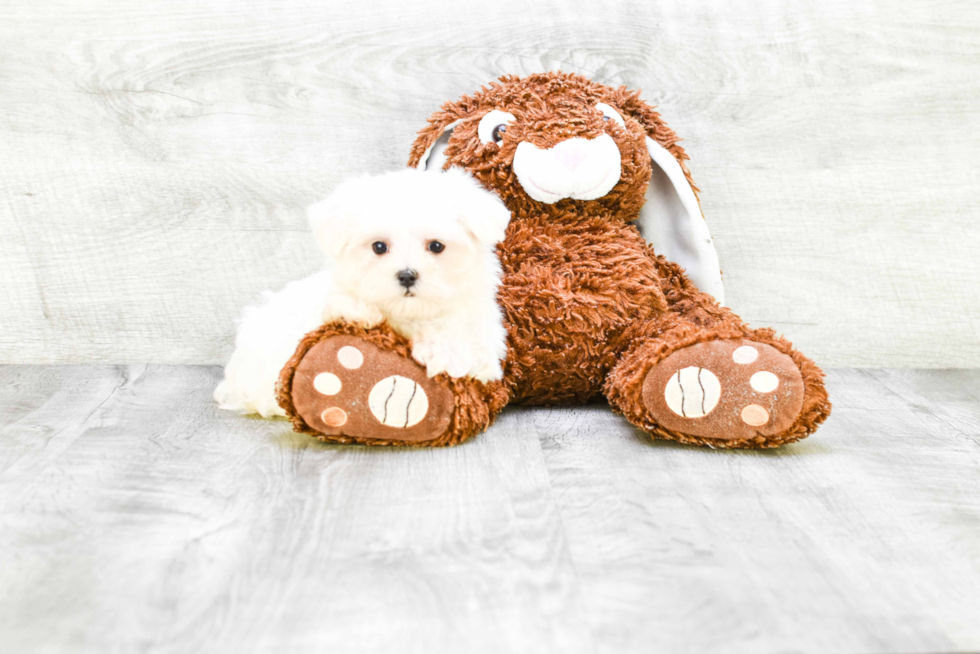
[411,119,460,171]
[444,168,511,246]
[635,136,725,305]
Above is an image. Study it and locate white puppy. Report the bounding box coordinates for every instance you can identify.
[214,168,511,417]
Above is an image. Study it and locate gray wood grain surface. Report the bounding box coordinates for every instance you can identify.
[1,365,978,653]
[1,0,978,367]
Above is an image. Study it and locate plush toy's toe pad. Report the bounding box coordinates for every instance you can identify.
[641,339,804,442]
[290,335,454,443]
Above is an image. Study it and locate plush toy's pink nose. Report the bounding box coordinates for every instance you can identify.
[551,139,590,172]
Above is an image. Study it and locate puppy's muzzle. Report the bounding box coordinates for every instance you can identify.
[397,269,418,289]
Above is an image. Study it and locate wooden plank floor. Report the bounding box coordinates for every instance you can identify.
[1,366,978,653]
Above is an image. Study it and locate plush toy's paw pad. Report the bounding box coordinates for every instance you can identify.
[641,339,804,442]
[290,335,454,443]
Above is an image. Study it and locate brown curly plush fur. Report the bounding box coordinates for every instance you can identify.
[281,71,830,448]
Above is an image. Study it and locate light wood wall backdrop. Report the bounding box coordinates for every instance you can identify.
[1,0,977,367]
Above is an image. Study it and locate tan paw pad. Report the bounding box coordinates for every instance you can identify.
[741,404,769,426]
[337,346,364,369]
[732,345,759,364]
[664,367,721,418]
[313,372,342,395]
[750,371,779,393]
[368,375,429,428]
[321,407,348,427]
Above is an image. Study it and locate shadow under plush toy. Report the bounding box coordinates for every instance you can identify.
[276,72,831,448]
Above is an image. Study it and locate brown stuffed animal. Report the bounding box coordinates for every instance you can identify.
[277,72,831,448]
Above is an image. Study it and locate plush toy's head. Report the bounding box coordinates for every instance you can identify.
[410,72,667,220]
[408,71,726,303]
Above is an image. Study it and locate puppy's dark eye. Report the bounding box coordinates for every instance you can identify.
[602,115,611,121]
[372,241,388,255]
[427,240,445,254]
[491,124,506,143]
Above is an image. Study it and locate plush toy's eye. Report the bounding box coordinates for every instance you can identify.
[372,241,388,255]
[478,110,517,145]
[427,240,445,254]
[595,103,626,130]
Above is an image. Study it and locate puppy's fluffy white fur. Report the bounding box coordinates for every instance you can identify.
[214,168,511,417]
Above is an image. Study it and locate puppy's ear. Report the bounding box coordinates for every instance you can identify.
[446,168,512,246]
[306,177,363,259]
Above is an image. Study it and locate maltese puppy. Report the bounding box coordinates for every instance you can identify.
[214,168,511,417]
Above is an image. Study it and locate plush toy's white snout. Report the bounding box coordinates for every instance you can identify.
[551,138,591,171]
[512,134,622,204]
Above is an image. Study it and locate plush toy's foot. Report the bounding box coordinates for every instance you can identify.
[277,322,507,447]
[642,337,807,442]
[286,334,456,442]
[607,329,830,448]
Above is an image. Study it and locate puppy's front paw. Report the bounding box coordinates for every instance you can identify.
[412,340,471,379]
[472,359,504,383]
[323,295,384,328]
[412,339,503,381]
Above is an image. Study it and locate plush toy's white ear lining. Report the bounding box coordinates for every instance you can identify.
[415,120,460,171]
[636,136,725,305]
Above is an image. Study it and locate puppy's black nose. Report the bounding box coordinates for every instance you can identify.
[397,269,418,288]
